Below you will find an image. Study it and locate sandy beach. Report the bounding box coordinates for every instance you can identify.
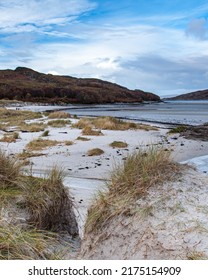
[1,107,208,238]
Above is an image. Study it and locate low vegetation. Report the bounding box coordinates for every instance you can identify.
[41,130,50,137]
[0,132,19,143]
[48,120,71,127]
[109,141,128,148]
[17,151,45,160]
[73,116,158,131]
[26,138,59,151]
[169,125,188,134]
[82,126,103,136]
[64,141,74,146]
[87,148,104,156]
[0,108,42,126]
[18,122,46,132]
[76,136,91,141]
[85,147,180,233]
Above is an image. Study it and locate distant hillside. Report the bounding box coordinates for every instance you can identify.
[168,89,208,100]
[0,67,160,104]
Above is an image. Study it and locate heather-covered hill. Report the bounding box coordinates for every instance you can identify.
[168,89,208,100]
[0,67,160,104]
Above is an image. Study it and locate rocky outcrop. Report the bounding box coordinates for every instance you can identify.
[180,124,208,141]
[0,67,160,104]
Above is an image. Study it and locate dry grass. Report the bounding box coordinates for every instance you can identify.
[0,150,23,188]
[0,108,42,126]
[73,116,158,131]
[0,132,19,143]
[109,141,128,148]
[85,147,181,233]
[76,136,91,141]
[18,122,46,132]
[23,168,78,235]
[0,222,58,260]
[87,148,104,156]
[64,140,74,146]
[82,126,103,136]
[26,138,59,151]
[0,152,79,259]
[17,151,45,160]
[48,120,71,127]
[169,125,188,134]
[48,111,71,119]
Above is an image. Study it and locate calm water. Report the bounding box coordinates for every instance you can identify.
[63,100,208,126]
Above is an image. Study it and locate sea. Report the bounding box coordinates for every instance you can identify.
[62,100,208,126]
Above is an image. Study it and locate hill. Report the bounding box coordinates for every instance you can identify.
[167,89,208,100]
[0,67,160,104]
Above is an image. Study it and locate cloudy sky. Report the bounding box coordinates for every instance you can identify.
[0,0,208,97]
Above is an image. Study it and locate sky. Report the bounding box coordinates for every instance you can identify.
[0,1,208,97]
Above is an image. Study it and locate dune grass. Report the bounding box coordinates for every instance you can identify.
[48,119,71,127]
[73,116,158,131]
[76,136,91,141]
[109,141,128,148]
[18,122,46,132]
[169,125,188,134]
[0,108,42,126]
[64,140,74,146]
[41,130,50,137]
[0,132,19,143]
[0,151,78,259]
[48,111,71,119]
[87,148,104,156]
[26,138,59,151]
[85,147,180,233]
[17,151,45,160]
[82,126,103,136]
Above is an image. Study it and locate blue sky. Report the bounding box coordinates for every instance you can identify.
[0,0,208,96]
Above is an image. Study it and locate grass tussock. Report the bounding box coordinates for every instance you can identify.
[0,132,19,143]
[82,126,103,136]
[87,148,104,156]
[41,130,50,137]
[169,125,188,134]
[73,116,158,131]
[109,141,128,148]
[0,151,79,259]
[48,111,71,119]
[0,108,42,126]
[48,119,71,127]
[76,136,91,141]
[0,150,23,188]
[23,168,78,235]
[26,138,59,151]
[85,147,180,233]
[64,140,74,146]
[19,122,46,132]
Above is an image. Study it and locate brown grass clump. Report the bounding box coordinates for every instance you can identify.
[64,141,74,146]
[73,116,157,131]
[26,138,59,151]
[76,136,91,141]
[48,120,71,127]
[48,111,71,119]
[0,132,19,143]
[87,148,104,156]
[17,151,45,160]
[82,126,103,136]
[0,150,23,188]
[19,122,46,132]
[109,141,128,148]
[85,147,180,233]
